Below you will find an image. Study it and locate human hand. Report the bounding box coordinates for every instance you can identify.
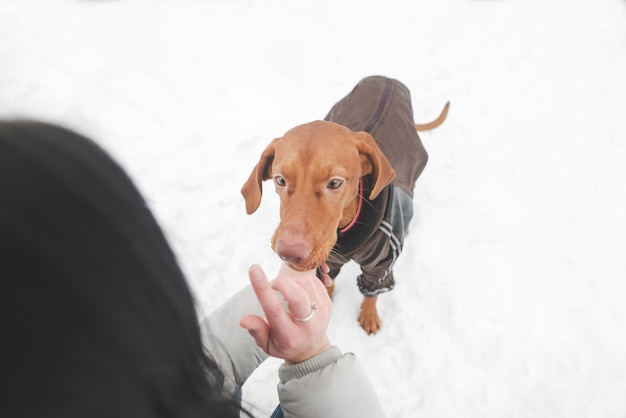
[240,262,332,364]
[317,262,333,288]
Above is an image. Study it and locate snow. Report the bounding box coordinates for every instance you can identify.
[2,0,626,416]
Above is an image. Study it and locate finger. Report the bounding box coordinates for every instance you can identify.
[273,263,331,320]
[249,263,327,327]
[278,262,326,295]
[320,262,334,287]
[319,271,333,288]
[248,265,293,328]
[271,274,312,320]
[239,314,267,332]
[239,314,270,349]
[289,269,332,303]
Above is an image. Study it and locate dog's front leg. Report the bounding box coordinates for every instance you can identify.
[358,295,380,335]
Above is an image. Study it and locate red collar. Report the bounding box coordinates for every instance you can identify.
[339,177,364,234]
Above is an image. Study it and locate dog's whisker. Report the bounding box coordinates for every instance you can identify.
[327,246,349,265]
[354,219,373,228]
[357,192,378,211]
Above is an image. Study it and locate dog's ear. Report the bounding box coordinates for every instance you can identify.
[355,131,396,200]
[241,138,280,214]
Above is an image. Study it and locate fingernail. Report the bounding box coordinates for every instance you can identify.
[249,264,262,281]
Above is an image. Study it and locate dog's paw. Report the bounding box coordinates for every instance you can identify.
[358,297,381,334]
[358,309,382,335]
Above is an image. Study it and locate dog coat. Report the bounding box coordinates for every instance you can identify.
[323,76,428,296]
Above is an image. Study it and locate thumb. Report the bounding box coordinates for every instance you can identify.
[240,314,270,350]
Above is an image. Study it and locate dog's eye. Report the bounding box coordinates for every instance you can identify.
[327,179,343,189]
[274,176,286,187]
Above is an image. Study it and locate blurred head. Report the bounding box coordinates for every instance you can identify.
[0,121,239,417]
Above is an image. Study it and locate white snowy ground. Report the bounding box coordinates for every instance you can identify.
[2,0,626,417]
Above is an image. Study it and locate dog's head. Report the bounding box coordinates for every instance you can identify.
[241,120,395,271]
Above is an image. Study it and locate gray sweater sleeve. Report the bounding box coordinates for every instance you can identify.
[278,348,387,418]
[198,285,269,395]
[200,286,386,417]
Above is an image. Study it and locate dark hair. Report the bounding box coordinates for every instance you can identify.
[0,121,244,417]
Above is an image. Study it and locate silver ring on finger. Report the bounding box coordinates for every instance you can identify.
[295,302,318,322]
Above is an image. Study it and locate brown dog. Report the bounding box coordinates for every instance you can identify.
[242,76,448,334]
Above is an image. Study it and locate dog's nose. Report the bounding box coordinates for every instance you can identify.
[275,240,311,265]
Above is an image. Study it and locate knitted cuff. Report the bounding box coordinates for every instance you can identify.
[278,346,343,384]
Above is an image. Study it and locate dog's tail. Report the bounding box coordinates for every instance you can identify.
[415,101,450,131]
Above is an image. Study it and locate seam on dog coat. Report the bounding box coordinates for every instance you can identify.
[324,76,428,296]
